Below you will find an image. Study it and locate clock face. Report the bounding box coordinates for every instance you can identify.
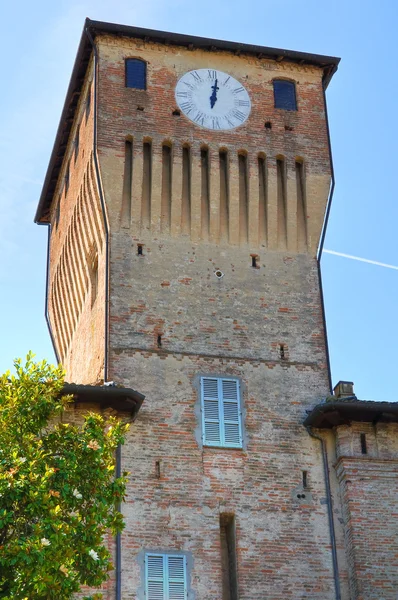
[175,69,251,131]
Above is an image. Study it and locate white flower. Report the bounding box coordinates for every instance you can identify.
[89,549,99,561]
[41,538,51,546]
[19,457,27,464]
[72,488,82,499]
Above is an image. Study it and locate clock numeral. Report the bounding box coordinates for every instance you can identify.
[212,116,221,129]
[232,86,245,95]
[191,71,202,82]
[177,91,189,98]
[238,99,250,107]
[181,101,195,114]
[208,70,217,80]
[224,116,235,128]
[194,111,206,126]
[183,81,195,90]
[231,109,246,122]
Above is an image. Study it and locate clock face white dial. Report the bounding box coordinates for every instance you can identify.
[175,69,251,130]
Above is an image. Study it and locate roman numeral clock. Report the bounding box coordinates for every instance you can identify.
[175,69,251,130]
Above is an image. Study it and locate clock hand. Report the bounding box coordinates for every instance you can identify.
[209,78,219,109]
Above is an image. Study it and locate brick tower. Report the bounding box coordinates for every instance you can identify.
[35,19,344,599]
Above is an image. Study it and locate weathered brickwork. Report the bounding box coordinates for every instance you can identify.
[48,60,107,383]
[39,20,398,600]
[334,424,398,600]
[93,32,336,599]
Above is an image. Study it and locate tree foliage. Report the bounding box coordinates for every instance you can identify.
[0,354,129,599]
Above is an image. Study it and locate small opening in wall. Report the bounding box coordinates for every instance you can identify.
[360,433,367,455]
[279,344,285,359]
[297,493,306,499]
[137,244,143,256]
[157,334,162,348]
[302,470,308,489]
[172,109,181,116]
[155,460,161,479]
[215,270,224,279]
[284,124,294,131]
[137,105,145,111]
[264,121,272,129]
[251,255,258,268]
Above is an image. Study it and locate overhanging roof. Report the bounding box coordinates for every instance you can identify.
[304,400,398,429]
[35,17,340,224]
[63,383,145,418]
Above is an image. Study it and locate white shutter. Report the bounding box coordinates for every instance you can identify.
[167,555,187,600]
[146,554,165,600]
[221,379,242,448]
[201,377,221,445]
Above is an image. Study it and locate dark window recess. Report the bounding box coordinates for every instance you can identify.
[157,334,162,348]
[360,433,367,455]
[279,344,285,359]
[155,460,161,479]
[172,109,181,116]
[264,121,272,129]
[302,470,308,488]
[126,59,146,90]
[273,80,297,111]
[220,514,238,600]
[251,255,258,268]
[137,244,143,256]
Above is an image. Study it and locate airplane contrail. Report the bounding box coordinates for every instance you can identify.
[323,249,398,271]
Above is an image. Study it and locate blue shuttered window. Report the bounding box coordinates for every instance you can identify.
[125,58,146,89]
[273,80,297,111]
[201,377,242,448]
[145,553,187,600]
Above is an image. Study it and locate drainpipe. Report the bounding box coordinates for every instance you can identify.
[84,25,119,600]
[307,427,341,600]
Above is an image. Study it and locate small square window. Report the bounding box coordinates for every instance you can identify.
[145,553,187,600]
[273,80,297,111]
[125,58,146,90]
[201,377,243,448]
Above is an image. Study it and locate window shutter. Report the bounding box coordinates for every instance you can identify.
[221,379,242,447]
[126,59,146,89]
[146,554,165,600]
[201,377,221,445]
[167,555,186,600]
[273,80,297,111]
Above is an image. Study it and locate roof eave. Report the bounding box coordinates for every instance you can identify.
[62,382,145,419]
[304,400,398,429]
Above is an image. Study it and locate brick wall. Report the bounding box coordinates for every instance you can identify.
[335,423,398,599]
[48,60,107,383]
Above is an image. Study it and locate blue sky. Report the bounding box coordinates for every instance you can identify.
[1,0,397,401]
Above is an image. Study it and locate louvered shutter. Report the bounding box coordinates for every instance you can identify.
[126,58,146,89]
[146,554,165,600]
[273,80,297,111]
[201,377,221,445]
[221,379,242,447]
[167,555,187,600]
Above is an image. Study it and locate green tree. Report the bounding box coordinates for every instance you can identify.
[0,354,129,600]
